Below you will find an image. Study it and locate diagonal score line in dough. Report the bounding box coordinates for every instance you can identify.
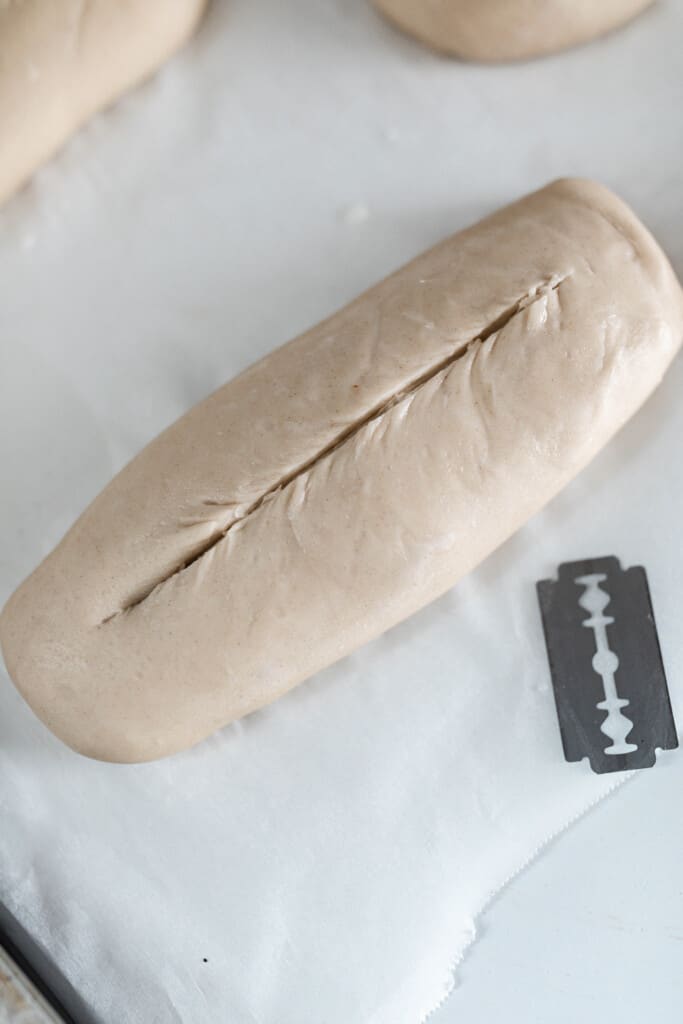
[101,275,568,624]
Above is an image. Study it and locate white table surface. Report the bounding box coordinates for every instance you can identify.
[1,1,682,1021]
[433,750,683,1023]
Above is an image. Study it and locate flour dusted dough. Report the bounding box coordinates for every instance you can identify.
[373,0,654,60]
[1,179,682,762]
[0,0,206,204]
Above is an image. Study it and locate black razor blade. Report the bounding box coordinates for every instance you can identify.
[536,556,678,774]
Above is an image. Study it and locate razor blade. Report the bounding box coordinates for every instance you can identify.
[537,557,677,774]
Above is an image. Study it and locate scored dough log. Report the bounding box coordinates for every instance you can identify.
[0,0,206,204]
[373,0,654,61]
[2,179,682,763]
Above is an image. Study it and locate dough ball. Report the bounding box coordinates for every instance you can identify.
[373,0,654,61]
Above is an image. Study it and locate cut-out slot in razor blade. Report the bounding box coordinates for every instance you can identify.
[537,557,678,774]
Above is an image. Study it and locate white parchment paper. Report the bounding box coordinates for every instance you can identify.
[1,2,681,1022]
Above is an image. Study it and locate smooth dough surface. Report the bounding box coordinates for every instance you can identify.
[1,179,682,763]
[373,0,654,60]
[0,0,206,204]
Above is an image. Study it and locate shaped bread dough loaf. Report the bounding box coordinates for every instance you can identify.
[2,179,682,762]
[0,0,206,204]
[373,0,654,60]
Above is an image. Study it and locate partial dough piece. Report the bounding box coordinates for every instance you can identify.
[1,179,682,763]
[0,0,206,204]
[373,0,654,61]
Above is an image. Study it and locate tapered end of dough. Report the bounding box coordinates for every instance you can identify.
[0,0,208,205]
[546,176,683,320]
